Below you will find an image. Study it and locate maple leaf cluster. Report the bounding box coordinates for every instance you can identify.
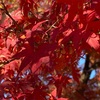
[0,0,100,100]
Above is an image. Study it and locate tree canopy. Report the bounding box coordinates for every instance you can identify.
[0,0,100,100]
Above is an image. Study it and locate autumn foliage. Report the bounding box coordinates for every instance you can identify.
[0,0,100,100]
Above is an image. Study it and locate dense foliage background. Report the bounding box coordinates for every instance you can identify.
[0,0,100,100]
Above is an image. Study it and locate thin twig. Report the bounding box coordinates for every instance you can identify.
[0,58,15,67]
[1,0,17,25]
[45,20,58,33]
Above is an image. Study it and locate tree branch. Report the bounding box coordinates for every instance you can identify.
[80,53,92,84]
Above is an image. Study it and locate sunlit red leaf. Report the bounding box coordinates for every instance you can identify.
[1,0,100,99]
[32,20,48,31]
[86,33,100,50]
